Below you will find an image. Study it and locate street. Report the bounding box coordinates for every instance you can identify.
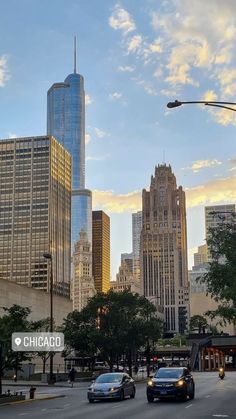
[1,372,236,418]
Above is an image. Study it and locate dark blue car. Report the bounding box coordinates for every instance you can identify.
[147,367,195,402]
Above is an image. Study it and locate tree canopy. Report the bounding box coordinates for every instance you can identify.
[63,290,163,374]
[200,221,236,325]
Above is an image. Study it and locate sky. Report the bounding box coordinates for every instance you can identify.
[1,0,236,279]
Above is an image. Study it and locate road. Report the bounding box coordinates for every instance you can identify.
[1,372,236,418]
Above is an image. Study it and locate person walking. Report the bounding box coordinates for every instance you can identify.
[68,367,76,387]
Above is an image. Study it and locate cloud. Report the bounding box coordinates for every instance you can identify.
[186,175,236,208]
[86,154,110,161]
[93,189,141,213]
[94,127,110,138]
[85,94,93,105]
[109,5,136,35]
[127,35,143,53]
[183,158,222,173]
[118,65,135,72]
[8,132,17,139]
[0,55,10,87]
[85,133,91,144]
[91,174,236,214]
[109,91,123,100]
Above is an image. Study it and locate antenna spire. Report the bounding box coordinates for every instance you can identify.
[74,36,77,73]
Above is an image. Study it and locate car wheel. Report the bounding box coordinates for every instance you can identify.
[189,385,195,400]
[119,389,124,401]
[88,398,94,403]
[147,394,154,403]
[130,387,136,399]
[181,393,187,402]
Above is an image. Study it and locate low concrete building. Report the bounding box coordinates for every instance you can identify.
[0,278,72,326]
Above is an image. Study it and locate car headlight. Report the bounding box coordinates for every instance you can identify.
[147,380,154,386]
[176,379,184,387]
[110,386,121,391]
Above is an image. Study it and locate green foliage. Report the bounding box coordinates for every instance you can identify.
[63,290,163,370]
[0,305,32,380]
[200,222,236,324]
[157,334,187,347]
[189,315,208,334]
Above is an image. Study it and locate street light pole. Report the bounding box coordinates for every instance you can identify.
[167,100,236,112]
[43,252,54,384]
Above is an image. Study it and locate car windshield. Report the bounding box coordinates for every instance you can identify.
[154,368,183,379]
[96,374,123,383]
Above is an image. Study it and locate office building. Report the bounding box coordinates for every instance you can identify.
[0,136,71,297]
[132,211,142,283]
[92,211,110,293]
[140,164,189,333]
[72,230,96,311]
[205,204,236,261]
[47,39,92,245]
[193,244,208,267]
[111,257,140,294]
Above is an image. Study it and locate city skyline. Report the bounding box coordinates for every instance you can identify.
[1,0,236,278]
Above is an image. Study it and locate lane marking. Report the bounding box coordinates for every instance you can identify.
[205,395,211,398]
[212,415,229,417]
[18,414,29,416]
[185,404,193,409]
[111,404,121,409]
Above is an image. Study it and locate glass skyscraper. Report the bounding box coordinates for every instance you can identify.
[47,43,92,245]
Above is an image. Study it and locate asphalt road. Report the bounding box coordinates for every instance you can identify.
[1,372,236,418]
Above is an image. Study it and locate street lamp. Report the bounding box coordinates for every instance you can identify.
[43,252,54,384]
[167,100,236,112]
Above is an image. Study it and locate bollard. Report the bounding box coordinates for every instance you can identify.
[29,386,36,399]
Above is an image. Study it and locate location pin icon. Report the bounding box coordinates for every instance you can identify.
[15,337,21,346]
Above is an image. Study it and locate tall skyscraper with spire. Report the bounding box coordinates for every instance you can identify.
[47,38,92,246]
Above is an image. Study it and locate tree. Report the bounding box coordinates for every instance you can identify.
[189,315,208,334]
[63,290,163,375]
[200,222,236,325]
[31,318,54,374]
[0,305,32,387]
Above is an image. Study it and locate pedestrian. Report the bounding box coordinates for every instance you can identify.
[68,367,76,387]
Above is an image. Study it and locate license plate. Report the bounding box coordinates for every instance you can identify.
[160,390,167,395]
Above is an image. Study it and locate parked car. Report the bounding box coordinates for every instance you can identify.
[146,367,195,402]
[88,372,135,403]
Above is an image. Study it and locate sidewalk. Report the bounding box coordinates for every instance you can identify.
[2,380,88,388]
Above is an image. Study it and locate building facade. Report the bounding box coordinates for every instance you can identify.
[140,164,189,333]
[111,257,141,294]
[47,48,92,246]
[205,204,236,261]
[194,244,208,267]
[0,136,71,297]
[132,211,142,283]
[72,230,96,311]
[92,211,110,293]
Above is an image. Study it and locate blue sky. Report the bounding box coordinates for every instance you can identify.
[1,0,236,279]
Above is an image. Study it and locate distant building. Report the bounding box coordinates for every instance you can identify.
[194,244,207,267]
[92,211,110,293]
[72,231,96,311]
[111,257,141,295]
[0,136,71,297]
[132,211,142,283]
[205,204,236,261]
[47,40,92,246]
[140,164,189,334]
[189,263,235,335]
